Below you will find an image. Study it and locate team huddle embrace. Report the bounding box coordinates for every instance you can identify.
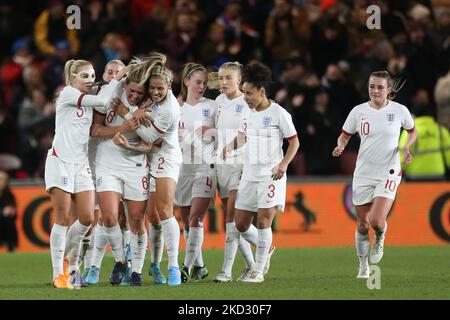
[45,53,300,289]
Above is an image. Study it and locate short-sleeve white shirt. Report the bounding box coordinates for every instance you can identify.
[215,93,249,165]
[179,97,217,176]
[240,102,297,181]
[342,100,415,179]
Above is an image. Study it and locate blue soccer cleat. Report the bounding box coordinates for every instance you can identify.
[70,270,87,288]
[82,267,90,283]
[149,263,167,284]
[109,261,127,285]
[167,266,182,286]
[120,263,133,286]
[130,272,143,286]
[85,266,100,284]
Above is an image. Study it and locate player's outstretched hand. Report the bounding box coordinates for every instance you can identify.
[403,148,412,164]
[332,146,344,157]
[113,132,130,148]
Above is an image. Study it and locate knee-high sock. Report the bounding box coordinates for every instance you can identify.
[50,224,68,279]
[149,224,164,264]
[83,229,94,269]
[91,224,108,268]
[221,222,239,276]
[105,224,125,263]
[183,227,204,272]
[254,227,272,274]
[65,220,91,273]
[239,224,258,246]
[160,217,180,268]
[131,230,148,274]
[183,227,204,267]
[355,230,370,266]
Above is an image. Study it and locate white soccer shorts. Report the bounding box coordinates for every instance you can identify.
[352,175,402,206]
[235,175,287,213]
[44,150,95,194]
[175,174,217,207]
[216,164,242,199]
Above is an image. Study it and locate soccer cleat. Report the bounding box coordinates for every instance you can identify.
[109,261,127,285]
[82,267,90,283]
[130,272,143,286]
[53,274,74,289]
[180,265,189,283]
[241,270,264,283]
[263,245,276,275]
[85,266,100,284]
[70,270,87,288]
[120,263,133,286]
[167,266,182,286]
[213,271,233,283]
[356,265,370,279]
[370,226,387,264]
[149,263,167,284]
[236,268,251,282]
[191,265,209,281]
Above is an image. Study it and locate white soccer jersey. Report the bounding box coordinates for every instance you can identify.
[179,97,217,176]
[94,80,147,170]
[128,89,182,163]
[342,100,415,180]
[215,93,249,165]
[240,101,297,181]
[52,84,111,165]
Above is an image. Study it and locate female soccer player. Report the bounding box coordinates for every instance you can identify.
[213,62,258,283]
[89,60,152,286]
[112,52,184,286]
[332,71,417,278]
[175,63,218,282]
[222,62,299,283]
[46,59,114,289]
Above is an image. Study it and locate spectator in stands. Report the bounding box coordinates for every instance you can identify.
[34,0,80,57]
[0,170,18,252]
[265,0,310,79]
[302,88,340,175]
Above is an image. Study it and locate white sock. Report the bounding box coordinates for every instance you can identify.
[83,232,93,269]
[375,222,388,239]
[184,227,204,271]
[105,224,125,263]
[149,224,164,264]
[131,231,148,274]
[254,228,272,274]
[222,222,239,276]
[122,229,131,258]
[183,227,204,267]
[355,230,370,266]
[65,220,91,273]
[238,233,255,269]
[91,224,108,268]
[50,224,68,279]
[161,216,180,268]
[240,224,258,246]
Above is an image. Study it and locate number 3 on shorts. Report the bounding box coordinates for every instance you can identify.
[268,184,275,198]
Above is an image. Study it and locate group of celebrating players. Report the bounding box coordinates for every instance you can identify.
[45,51,417,289]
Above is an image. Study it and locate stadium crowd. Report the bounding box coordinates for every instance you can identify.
[1,0,450,178]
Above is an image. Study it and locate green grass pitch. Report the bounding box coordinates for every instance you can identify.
[0,246,448,300]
